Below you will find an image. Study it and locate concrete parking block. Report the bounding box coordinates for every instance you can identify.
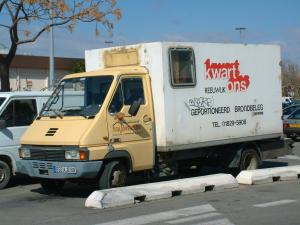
[236,166,300,185]
[85,173,238,209]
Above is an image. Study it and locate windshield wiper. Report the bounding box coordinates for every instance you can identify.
[44,109,63,119]
[52,110,63,119]
[61,107,88,118]
[61,107,82,112]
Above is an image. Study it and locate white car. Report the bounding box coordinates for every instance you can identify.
[0,91,51,189]
[282,97,294,104]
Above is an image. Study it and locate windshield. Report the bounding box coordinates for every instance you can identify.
[0,97,5,108]
[40,76,113,118]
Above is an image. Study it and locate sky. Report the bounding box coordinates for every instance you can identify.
[1,0,300,64]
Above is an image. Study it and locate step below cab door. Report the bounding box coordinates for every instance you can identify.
[106,75,154,171]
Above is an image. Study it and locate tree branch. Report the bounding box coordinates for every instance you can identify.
[0,0,7,13]
[17,19,71,45]
[0,24,10,29]
[4,1,14,19]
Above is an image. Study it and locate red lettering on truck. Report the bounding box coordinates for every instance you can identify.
[204,59,250,92]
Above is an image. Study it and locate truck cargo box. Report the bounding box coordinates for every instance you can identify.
[85,42,282,152]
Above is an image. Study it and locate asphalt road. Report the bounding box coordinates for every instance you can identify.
[1,144,300,225]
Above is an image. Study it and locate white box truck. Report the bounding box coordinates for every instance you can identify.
[17,42,292,192]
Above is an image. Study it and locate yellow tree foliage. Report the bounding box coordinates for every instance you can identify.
[0,0,122,91]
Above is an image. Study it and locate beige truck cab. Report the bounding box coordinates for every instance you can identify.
[18,67,155,191]
[18,42,292,192]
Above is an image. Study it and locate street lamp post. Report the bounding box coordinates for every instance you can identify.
[235,27,246,43]
[49,6,55,90]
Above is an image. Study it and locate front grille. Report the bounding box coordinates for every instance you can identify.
[32,162,53,170]
[30,149,65,161]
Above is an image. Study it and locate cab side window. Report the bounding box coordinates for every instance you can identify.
[0,99,37,127]
[109,78,145,114]
[109,85,124,114]
[123,78,145,105]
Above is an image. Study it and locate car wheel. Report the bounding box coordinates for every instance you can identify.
[0,160,11,189]
[239,149,260,171]
[99,161,127,190]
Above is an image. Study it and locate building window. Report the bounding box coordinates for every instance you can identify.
[169,48,196,87]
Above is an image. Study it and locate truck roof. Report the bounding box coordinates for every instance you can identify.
[0,91,52,98]
[63,66,148,80]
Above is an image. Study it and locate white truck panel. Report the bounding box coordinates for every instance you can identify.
[85,42,282,151]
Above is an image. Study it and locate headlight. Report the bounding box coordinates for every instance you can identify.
[65,150,86,160]
[19,148,31,159]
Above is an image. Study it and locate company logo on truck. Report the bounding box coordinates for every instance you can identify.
[204,59,250,93]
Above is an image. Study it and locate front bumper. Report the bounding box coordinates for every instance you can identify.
[16,160,102,179]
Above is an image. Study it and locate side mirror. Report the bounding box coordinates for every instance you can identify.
[128,98,143,116]
[0,119,6,129]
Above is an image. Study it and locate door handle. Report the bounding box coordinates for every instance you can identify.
[110,138,121,143]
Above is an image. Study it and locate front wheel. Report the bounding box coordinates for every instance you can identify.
[99,161,127,190]
[40,179,65,193]
[0,160,11,189]
[239,149,260,171]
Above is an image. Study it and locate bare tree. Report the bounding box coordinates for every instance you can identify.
[0,0,121,91]
[281,60,300,97]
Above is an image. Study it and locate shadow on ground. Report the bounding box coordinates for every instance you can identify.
[28,159,292,198]
[7,174,37,189]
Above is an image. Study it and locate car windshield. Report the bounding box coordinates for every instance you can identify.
[0,97,5,108]
[283,105,300,116]
[40,76,113,118]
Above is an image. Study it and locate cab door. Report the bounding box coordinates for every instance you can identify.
[106,75,154,171]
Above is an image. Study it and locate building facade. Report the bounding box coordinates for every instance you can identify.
[10,55,83,91]
[1,54,83,91]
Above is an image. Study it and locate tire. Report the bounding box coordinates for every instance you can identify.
[239,149,260,171]
[0,160,11,189]
[99,161,127,189]
[40,179,65,193]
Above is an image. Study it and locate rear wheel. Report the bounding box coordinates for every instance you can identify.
[239,149,260,171]
[0,160,11,189]
[99,161,127,190]
[40,179,65,193]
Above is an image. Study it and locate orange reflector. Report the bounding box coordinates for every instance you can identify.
[79,151,85,160]
[289,124,300,128]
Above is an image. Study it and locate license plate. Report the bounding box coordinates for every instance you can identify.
[289,124,300,128]
[53,166,77,174]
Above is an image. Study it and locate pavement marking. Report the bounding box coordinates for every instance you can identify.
[253,199,297,208]
[94,204,216,225]
[166,212,222,224]
[278,155,300,160]
[191,218,234,225]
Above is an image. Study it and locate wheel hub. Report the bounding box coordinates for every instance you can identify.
[111,170,126,187]
[245,155,257,170]
[0,168,5,182]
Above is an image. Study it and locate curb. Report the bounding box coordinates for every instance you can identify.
[85,173,238,209]
[236,165,300,185]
